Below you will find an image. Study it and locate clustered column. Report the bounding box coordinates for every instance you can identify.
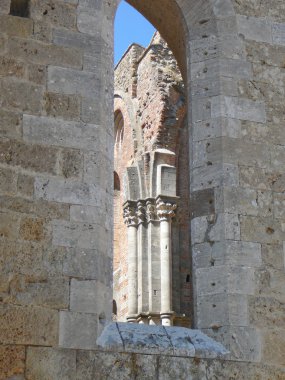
[123,197,177,325]
[156,196,177,326]
[123,201,138,323]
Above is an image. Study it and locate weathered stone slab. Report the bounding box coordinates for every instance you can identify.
[52,220,107,250]
[193,240,262,269]
[191,213,240,244]
[237,15,272,43]
[48,66,100,98]
[191,58,252,81]
[35,177,106,207]
[26,347,76,380]
[70,279,110,314]
[23,115,102,151]
[8,37,82,68]
[272,22,285,46]
[62,247,112,284]
[0,304,58,345]
[0,78,44,114]
[240,215,283,244]
[197,293,248,328]
[0,15,33,37]
[76,351,134,380]
[196,266,255,296]
[191,163,239,192]
[204,326,261,362]
[211,96,266,123]
[0,345,25,380]
[59,311,99,349]
[97,323,228,358]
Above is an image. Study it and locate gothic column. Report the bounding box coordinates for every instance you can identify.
[156,196,177,326]
[123,201,138,323]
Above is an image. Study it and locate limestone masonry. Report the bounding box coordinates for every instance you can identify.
[0,0,285,379]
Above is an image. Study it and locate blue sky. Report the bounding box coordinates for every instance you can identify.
[114,1,156,65]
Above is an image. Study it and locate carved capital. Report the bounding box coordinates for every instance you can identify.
[137,200,146,225]
[123,201,138,227]
[146,199,157,222]
[156,197,177,221]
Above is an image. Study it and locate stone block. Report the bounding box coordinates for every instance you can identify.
[249,296,285,328]
[7,274,69,309]
[59,311,99,349]
[0,304,58,345]
[30,0,77,29]
[76,351,134,380]
[0,15,33,37]
[211,96,266,123]
[191,163,239,192]
[62,247,112,284]
[59,148,83,179]
[0,78,44,114]
[191,58,252,81]
[190,35,245,63]
[83,151,112,188]
[26,347,76,380]
[271,145,285,171]
[245,39,285,67]
[33,20,52,42]
[7,37,82,68]
[0,0,10,14]
[52,220,107,250]
[197,294,248,328]
[23,115,103,152]
[0,345,25,380]
[215,187,272,217]
[191,213,240,244]
[0,195,69,220]
[35,177,106,207]
[0,138,58,174]
[240,215,283,244]
[0,56,25,78]
[0,211,19,240]
[0,109,22,139]
[17,174,34,197]
[27,64,46,85]
[192,117,241,142]
[191,77,238,99]
[237,15,272,43]
[204,326,261,362]
[207,137,270,168]
[262,328,285,367]
[19,217,45,242]
[53,27,105,54]
[272,22,285,46]
[70,205,112,229]
[45,92,81,120]
[196,266,255,296]
[193,240,262,269]
[273,192,285,219]
[0,167,17,195]
[48,66,99,98]
[70,279,110,315]
[262,243,284,270]
[190,188,215,219]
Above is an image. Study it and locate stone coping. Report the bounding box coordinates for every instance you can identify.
[96,323,229,359]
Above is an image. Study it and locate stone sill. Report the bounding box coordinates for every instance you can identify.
[97,322,229,359]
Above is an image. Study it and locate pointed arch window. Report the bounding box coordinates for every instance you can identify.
[114,110,124,147]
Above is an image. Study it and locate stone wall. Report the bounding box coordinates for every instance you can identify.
[0,0,285,377]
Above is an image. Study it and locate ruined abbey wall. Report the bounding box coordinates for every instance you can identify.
[0,0,285,378]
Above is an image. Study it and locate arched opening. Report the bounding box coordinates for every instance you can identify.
[113,1,191,327]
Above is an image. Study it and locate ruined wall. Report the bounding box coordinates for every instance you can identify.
[0,0,285,378]
[113,33,190,324]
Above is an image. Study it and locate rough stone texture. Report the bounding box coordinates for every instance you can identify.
[0,0,285,377]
